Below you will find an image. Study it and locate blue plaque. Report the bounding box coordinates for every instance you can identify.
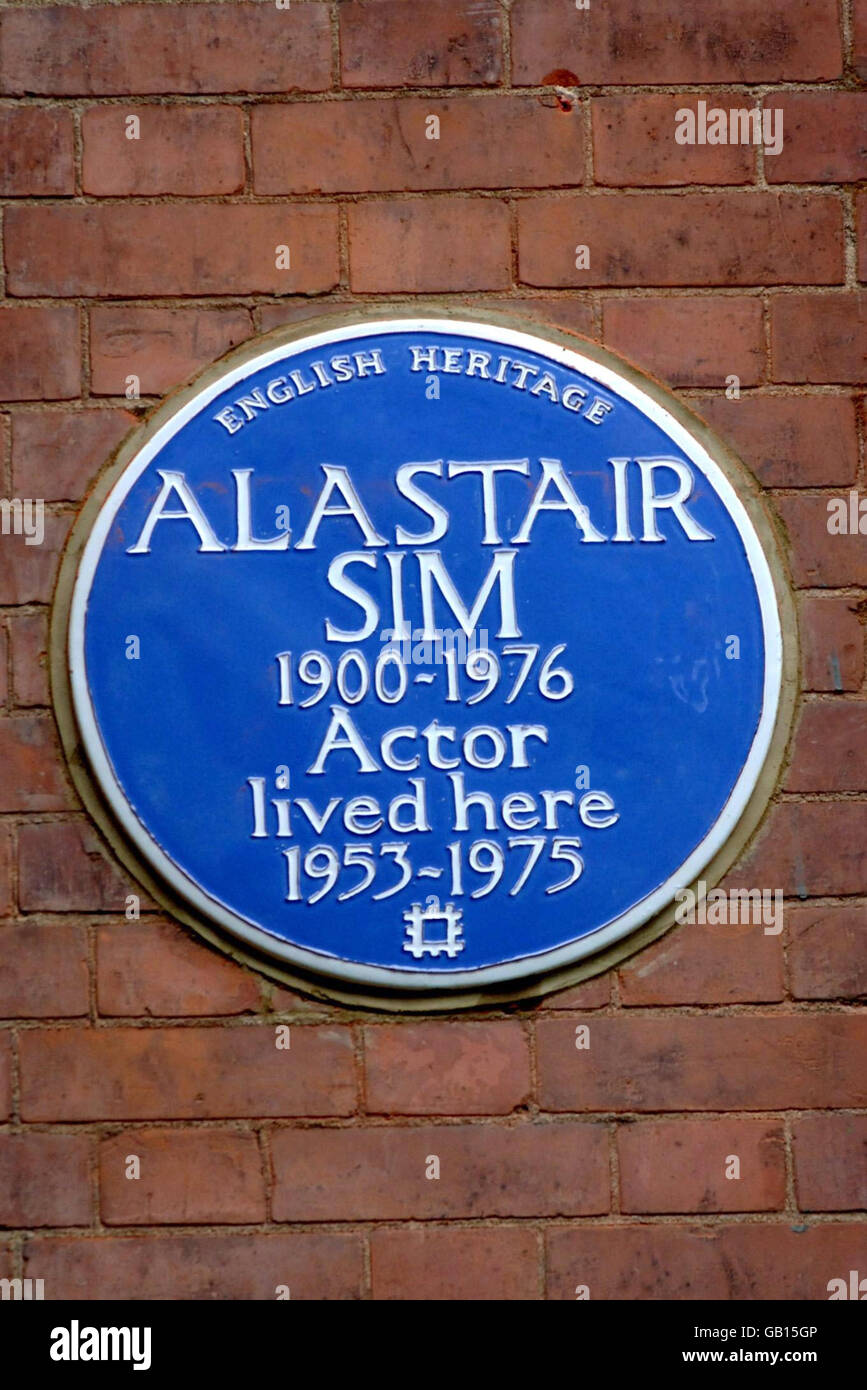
[61,315,793,1001]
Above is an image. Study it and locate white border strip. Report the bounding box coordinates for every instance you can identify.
[68,319,783,991]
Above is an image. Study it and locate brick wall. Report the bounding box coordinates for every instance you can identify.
[0,0,864,1300]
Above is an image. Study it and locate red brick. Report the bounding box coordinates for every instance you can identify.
[603,297,764,388]
[785,701,867,791]
[97,919,260,1018]
[0,1132,91,1227]
[364,1021,530,1115]
[859,190,867,281]
[0,924,89,1017]
[799,596,865,692]
[518,193,842,287]
[787,902,867,1001]
[18,821,146,913]
[25,1231,362,1300]
[593,95,754,186]
[271,1121,608,1220]
[765,93,867,184]
[256,299,350,336]
[0,714,72,812]
[771,294,866,383]
[0,306,79,402]
[9,611,49,707]
[773,492,867,587]
[82,105,245,196]
[253,95,583,194]
[496,297,596,338]
[0,511,70,605]
[0,827,12,917]
[546,1223,867,1300]
[0,4,331,96]
[858,0,867,79]
[371,1227,537,1300]
[0,1034,11,1119]
[99,1128,266,1225]
[20,1025,355,1120]
[348,199,510,293]
[0,623,7,706]
[5,205,339,297]
[537,1014,867,1111]
[618,920,784,1006]
[340,0,502,87]
[726,801,867,898]
[89,306,254,397]
[693,394,858,488]
[793,1114,867,1211]
[618,1118,786,1213]
[537,974,610,1010]
[0,108,74,195]
[269,983,333,1016]
[11,408,135,503]
[511,0,843,84]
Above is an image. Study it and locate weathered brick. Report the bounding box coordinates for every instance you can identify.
[0,924,89,1017]
[798,595,865,692]
[99,1128,266,1225]
[771,294,866,383]
[724,801,867,897]
[89,306,253,397]
[0,1034,11,1119]
[546,1223,867,1299]
[536,1014,867,1111]
[0,306,80,402]
[253,95,583,193]
[618,1118,786,1213]
[0,1132,91,1227]
[0,715,73,812]
[97,919,260,1018]
[24,1231,363,1300]
[340,0,502,87]
[9,611,50,708]
[0,107,74,195]
[511,0,843,84]
[593,95,754,186]
[348,199,511,292]
[370,1227,537,1300]
[5,205,340,297]
[18,821,147,913]
[772,492,867,587]
[765,93,867,183]
[0,511,70,605]
[536,974,610,1010]
[693,394,858,488]
[787,902,867,1001]
[11,408,136,503]
[0,4,332,96]
[792,1114,867,1211]
[0,827,12,918]
[785,700,867,791]
[857,0,867,79]
[618,920,784,1006]
[364,1022,530,1115]
[271,1121,608,1220]
[20,1025,356,1120]
[518,193,842,287]
[602,297,764,387]
[82,105,245,196]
